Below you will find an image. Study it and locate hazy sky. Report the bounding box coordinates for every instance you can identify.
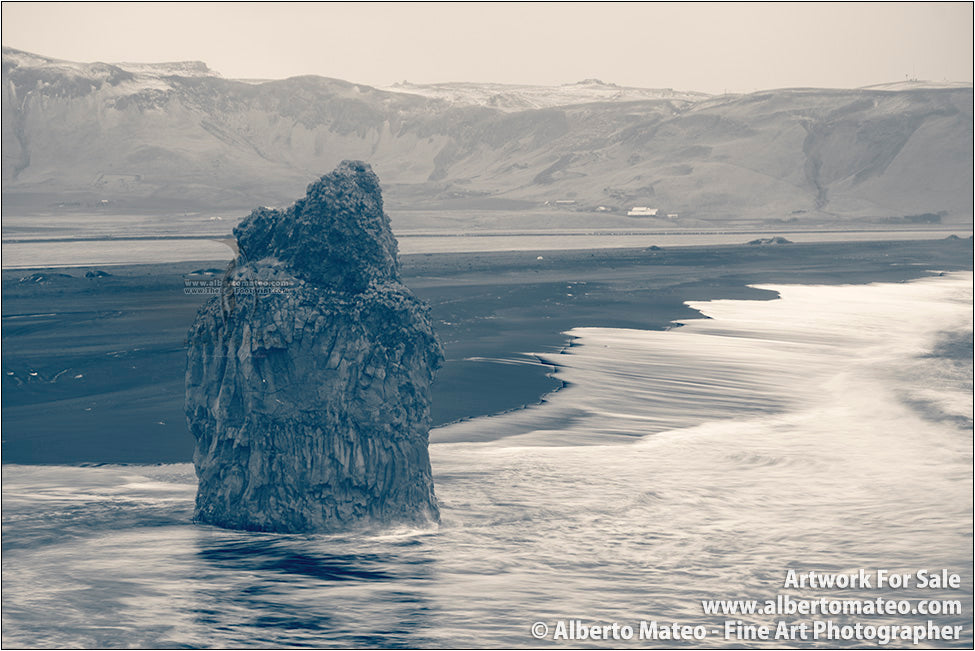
[2,2,972,93]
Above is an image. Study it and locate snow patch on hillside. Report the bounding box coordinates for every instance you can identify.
[381,79,710,111]
[115,61,219,78]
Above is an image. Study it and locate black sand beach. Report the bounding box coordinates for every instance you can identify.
[2,238,972,464]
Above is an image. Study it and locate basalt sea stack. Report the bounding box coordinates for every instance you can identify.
[186,161,443,532]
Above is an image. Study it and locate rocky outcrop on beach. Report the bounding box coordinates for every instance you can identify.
[18,272,73,284]
[747,236,793,246]
[185,160,443,532]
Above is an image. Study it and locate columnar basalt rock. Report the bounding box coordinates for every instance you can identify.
[186,160,442,532]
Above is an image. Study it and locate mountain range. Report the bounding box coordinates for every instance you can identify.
[3,47,972,225]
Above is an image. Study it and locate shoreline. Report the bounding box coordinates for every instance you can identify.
[2,239,972,464]
[2,230,971,270]
[4,235,971,275]
[4,224,970,244]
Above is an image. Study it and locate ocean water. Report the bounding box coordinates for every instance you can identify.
[2,272,972,648]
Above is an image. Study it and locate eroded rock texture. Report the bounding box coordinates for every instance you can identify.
[186,161,442,532]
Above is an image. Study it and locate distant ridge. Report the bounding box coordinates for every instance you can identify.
[859,80,973,91]
[1,46,218,79]
[2,47,972,224]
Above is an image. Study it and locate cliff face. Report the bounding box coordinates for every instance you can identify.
[185,161,443,532]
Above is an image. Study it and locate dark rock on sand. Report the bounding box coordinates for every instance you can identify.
[747,236,794,246]
[85,269,112,278]
[19,272,73,283]
[187,268,226,276]
[186,161,443,533]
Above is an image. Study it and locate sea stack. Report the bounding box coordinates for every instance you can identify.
[185,161,443,532]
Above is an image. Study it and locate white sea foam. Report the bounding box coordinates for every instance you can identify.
[2,272,971,648]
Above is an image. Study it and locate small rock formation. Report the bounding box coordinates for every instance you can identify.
[85,269,112,278]
[187,268,226,277]
[185,161,443,532]
[19,272,73,283]
[747,236,794,246]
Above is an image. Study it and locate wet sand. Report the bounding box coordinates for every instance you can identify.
[2,238,971,464]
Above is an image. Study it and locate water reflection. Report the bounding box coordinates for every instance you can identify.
[189,530,439,647]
